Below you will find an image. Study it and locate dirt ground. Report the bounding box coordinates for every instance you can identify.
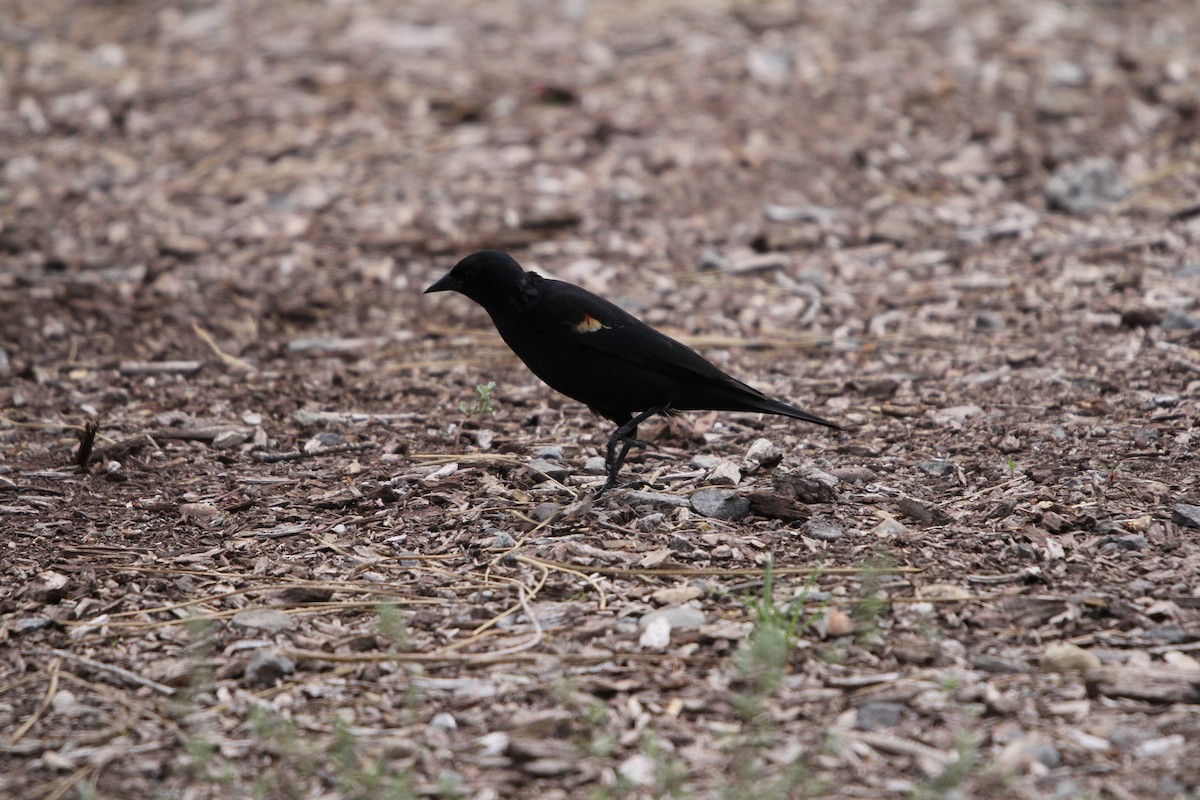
[3,0,1200,798]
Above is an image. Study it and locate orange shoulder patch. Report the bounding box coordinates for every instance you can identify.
[573,313,609,333]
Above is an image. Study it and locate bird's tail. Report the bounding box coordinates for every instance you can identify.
[743,395,843,430]
[692,382,842,430]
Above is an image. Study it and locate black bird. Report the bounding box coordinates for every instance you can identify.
[425,250,840,493]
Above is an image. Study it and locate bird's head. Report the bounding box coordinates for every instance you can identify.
[425,250,540,310]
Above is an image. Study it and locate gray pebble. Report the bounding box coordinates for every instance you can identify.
[801,517,845,541]
[871,516,908,537]
[856,702,904,731]
[212,429,250,450]
[527,458,570,483]
[974,310,1005,333]
[743,438,783,471]
[775,467,839,504]
[536,446,563,461]
[1099,533,1148,551]
[493,530,518,548]
[583,456,607,474]
[244,647,296,687]
[691,454,721,469]
[668,534,696,552]
[707,461,742,486]
[304,432,347,453]
[636,513,665,531]
[997,434,1022,453]
[690,488,750,521]
[1044,157,1129,214]
[530,502,562,522]
[697,250,730,271]
[14,616,53,633]
[897,496,952,525]
[916,460,957,478]
[622,490,689,508]
[1171,503,1200,529]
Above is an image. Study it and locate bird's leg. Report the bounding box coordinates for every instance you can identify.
[598,407,664,495]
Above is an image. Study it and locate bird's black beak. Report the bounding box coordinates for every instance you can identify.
[424,273,460,294]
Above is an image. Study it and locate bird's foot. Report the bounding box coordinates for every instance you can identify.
[594,477,652,499]
[603,437,654,474]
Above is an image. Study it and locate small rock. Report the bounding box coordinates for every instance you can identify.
[690,454,721,469]
[636,513,665,531]
[915,460,956,478]
[829,466,877,485]
[1005,349,1040,368]
[1098,533,1148,551]
[650,585,703,605]
[974,310,1005,333]
[690,488,750,521]
[474,429,494,450]
[871,515,908,538]
[763,203,842,224]
[743,438,783,471]
[530,502,561,522]
[996,733,1061,773]
[179,503,222,525]
[526,458,570,483]
[623,490,689,509]
[304,432,346,453]
[641,604,706,629]
[231,609,294,634]
[1044,157,1130,214]
[697,250,731,271]
[583,456,607,474]
[244,647,296,687]
[997,434,1022,453]
[856,702,904,731]
[536,446,563,461]
[821,608,856,638]
[638,616,672,649]
[1171,503,1200,529]
[158,233,210,256]
[774,467,839,503]
[801,517,844,541]
[212,429,250,450]
[430,712,457,731]
[931,404,984,425]
[897,496,952,525]
[849,377,900,399]
[746,47,792,86]
[668,534,696,552]
[618,753,658,786]
[14,616,54,633]
[707,461,742,486]
[1041,642,1101,673]
[493,530,517,548]
[891,633,939,665]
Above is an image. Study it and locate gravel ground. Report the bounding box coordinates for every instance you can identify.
[3,1,1200,798]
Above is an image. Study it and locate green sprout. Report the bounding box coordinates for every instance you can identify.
[459,381,496,417]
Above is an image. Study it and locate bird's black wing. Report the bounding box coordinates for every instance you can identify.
[543,281,734,381]
[540,280,841,428]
